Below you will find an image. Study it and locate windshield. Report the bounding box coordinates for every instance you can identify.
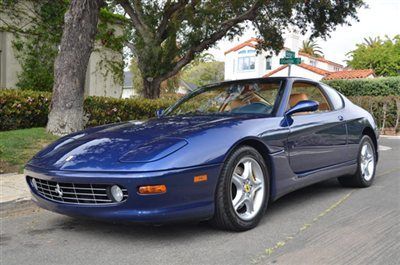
[164,80,284,116]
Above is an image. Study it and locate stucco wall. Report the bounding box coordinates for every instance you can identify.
[0,32,22,88]
[0,0,123,98]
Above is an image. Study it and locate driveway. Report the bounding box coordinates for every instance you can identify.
[1,137,399,265]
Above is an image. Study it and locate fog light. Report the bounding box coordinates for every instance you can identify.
[110,185,123,202]
[31,178,38,190]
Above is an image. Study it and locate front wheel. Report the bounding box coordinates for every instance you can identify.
[210,146,269,231]
[338,135,376,188]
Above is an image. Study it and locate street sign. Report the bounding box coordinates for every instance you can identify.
[285,50,295,58]
[279,57,301,65]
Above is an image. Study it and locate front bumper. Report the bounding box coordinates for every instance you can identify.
[25,163,221,223]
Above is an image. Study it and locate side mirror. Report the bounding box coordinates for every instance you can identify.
[285,100,319,117]
[156,108,164,118]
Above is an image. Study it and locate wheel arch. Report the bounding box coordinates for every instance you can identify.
[223,137,274,198]
[362,126,378,161]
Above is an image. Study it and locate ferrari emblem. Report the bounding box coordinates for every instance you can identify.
[55,184,63,197]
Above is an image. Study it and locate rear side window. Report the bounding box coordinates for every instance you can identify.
[322,84,344,110]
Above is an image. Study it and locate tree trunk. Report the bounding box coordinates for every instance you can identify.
[46,0,104,135]
[142,78,162,99]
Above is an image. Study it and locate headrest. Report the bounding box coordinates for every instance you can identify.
[289,93,309,107]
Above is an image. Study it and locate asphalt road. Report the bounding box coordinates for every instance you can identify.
[1,137,399,265]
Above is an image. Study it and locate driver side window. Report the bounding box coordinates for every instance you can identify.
[289,82,331,114]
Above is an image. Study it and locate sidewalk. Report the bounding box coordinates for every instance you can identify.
[0,173,31,204]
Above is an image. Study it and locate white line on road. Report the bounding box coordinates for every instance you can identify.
[379,145,392,151]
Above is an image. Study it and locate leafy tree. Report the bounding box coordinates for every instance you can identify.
[42,0,364,134]
[116,0,365,99]
[182,61,224,87]
[347,35,400,76]
[299,39,324,57]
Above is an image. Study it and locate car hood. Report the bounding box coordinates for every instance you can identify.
[27,115,250,172]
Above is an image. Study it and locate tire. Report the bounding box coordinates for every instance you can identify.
[210,146,269,231]
[338,135,376,188]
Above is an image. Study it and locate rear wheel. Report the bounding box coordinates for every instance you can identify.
[210,146,269,231]
[338,135,376,188]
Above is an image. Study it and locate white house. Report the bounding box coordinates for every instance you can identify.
[224,34,374,81]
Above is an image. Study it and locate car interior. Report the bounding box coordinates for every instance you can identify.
[288,82,332,114]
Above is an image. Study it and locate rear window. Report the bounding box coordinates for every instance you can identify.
[322,84,344,110]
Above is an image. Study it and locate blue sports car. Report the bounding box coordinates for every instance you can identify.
[25,77,379,231]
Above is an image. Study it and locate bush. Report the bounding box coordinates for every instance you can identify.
[0,90,177,131]
[324,76,400,96]
[1,89,399,133]
[0,90,51,130]
[348,96,399,131]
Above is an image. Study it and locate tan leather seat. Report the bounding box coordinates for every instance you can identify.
[289,93,309,107]
[319,102,330,111]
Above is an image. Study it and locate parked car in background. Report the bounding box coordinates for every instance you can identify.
[25,77,379,231]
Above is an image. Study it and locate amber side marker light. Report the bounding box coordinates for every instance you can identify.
[194,174,208,183]
[138,185,167,195]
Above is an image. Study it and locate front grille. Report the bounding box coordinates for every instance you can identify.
[28,177,128,205]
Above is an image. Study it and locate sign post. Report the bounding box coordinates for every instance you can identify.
[280,51,301,77]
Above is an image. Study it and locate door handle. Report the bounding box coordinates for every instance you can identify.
[338,115,344,121]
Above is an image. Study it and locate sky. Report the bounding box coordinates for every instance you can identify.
[207,0,400,65]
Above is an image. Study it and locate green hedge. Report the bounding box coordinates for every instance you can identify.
[323,76,400,96]
[0,90,177,131]
[1,89,399,132]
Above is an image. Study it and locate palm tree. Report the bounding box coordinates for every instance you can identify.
[299,40,324,57]
[363,37,381,47]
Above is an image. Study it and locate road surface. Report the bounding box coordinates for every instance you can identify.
[1,138,399,265]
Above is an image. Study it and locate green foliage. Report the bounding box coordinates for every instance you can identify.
[182,61,224,87]
[0,89,179,131]
[347,35,400,76]
[121,0,366,98]
[0,89,52,130]
[348,96,399,130]
[1,89,398,133]
[323,77,400,96]
[83,96,176,127]
[0,1,128,91]
[299,40,324,57]
[11,0,69,91]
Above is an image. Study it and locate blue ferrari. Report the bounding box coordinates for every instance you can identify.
[25,77,379,231]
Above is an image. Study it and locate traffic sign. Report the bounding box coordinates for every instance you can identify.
[285,50,295,58]
[280,57,301,65]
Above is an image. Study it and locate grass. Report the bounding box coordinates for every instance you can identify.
[0,128,59,174]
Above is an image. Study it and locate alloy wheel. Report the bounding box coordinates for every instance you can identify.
[360,142,375,181]
[230,157,265,221]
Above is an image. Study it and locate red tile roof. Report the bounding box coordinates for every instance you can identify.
[263,63,330,77]
[298,52,344,68]
[323,69,375,80]
[224,38,258,55]
[297,63,331,75]
[262,65,288,77]
[224,38,290,55]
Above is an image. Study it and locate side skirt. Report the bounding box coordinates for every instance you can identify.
[270,154,357,201]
